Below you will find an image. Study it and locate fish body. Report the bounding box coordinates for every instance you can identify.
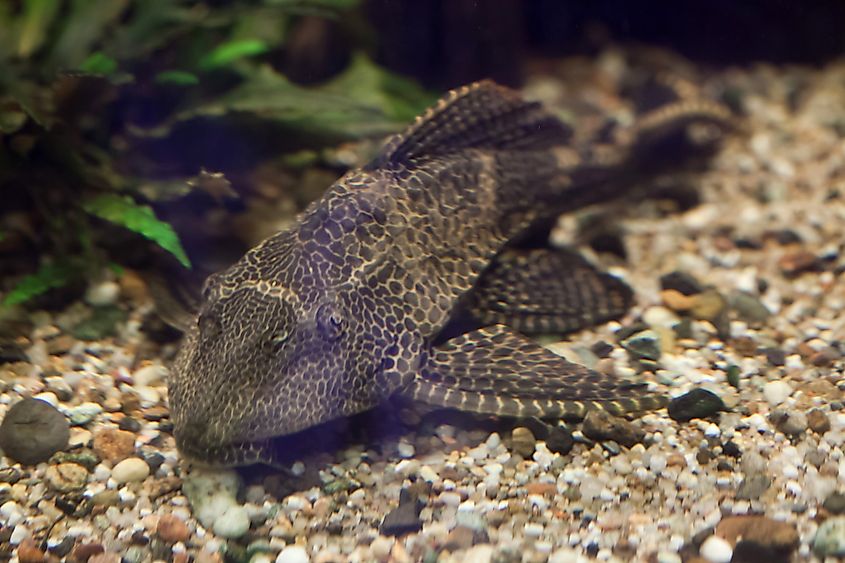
[170,81,729,466]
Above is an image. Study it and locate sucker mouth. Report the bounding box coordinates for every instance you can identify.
[175,436,278,468]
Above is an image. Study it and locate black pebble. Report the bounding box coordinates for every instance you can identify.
[722,440,742,457]
[668,389,725,422]
[660,271,704,295]
[118,417,142,433]
[590,340,614,359]
[380,487,424,536]
[545,426,574,455]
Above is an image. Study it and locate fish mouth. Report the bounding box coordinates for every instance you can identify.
[175,434,279,468]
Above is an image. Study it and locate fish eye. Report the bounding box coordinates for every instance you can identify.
[316,303,344,341]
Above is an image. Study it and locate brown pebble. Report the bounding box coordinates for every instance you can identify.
[88,555,121,563]
[525,482,557,496]
[70,542,104,562]
[17,539,46,563]
[778,250,818,275]
[661,289,696,311]
[808,409,831,434]
[715,515,799,551]
[156,514,191,543]
[46,462,88,492]
[92,428,136,463]
[172,552,189,563]
[582,410,644,448]
[689,289,727,321]
[443,525,476,551]
[510,427,536,458]
[142,406,169,421]
[148,476,182,500]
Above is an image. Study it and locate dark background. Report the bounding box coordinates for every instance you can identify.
[367,0,845,88]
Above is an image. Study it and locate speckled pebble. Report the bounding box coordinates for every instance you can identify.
[813,516,845,557]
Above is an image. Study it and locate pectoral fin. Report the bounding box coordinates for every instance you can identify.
[403,324,666,419]
[467,247,632,335]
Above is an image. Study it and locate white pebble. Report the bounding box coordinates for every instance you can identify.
[9,524,29,544]
[32,392,59,407]
[524,522,544,538]
[276,545,310,563]
[213,505,250,538]
[397,440,415,458]
[135,386,161,408]
[699,535,733,563]
[464,545,495,563]
[485,432,501,450]
[112,457,151,484]
[419,465,439,483]
[764,380,792,406]
[85,280,120,306]
[369,536,394,560]
[439,492,462,507]
[133,364,169,386]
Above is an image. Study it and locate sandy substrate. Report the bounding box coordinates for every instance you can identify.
[2,48,845,563]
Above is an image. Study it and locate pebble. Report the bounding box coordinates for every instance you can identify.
[813,516,845,557]
[133,364,169,386]
[808,408,831,433]
[380,488,422,536]
[763,381,792,406]
[620,329,662,361]
[699,535,733,562]
[111,457,150,484]
[463,545,495,563]
[212,505,250,539]
[735,474,771,500]
[276,546,310,563]
[582,409,644,447]
[772,410,807,436]
[510,426,536,457]
[157,514,191,543]
[823,492,845,514]
[523,522,544,538]
[716,515,799,553]
[17,538,46,563]
[0,398,70,464]
[730,292,771,324]
[369,536,394,560]
[68,402,104,426]
[92,428,136,463]
[46,462,88,492]
[667,389,725,422]
[84,281,120,307]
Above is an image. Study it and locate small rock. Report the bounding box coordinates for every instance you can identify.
[369,536,394,560]
[545,426,574,455]
[510,427,536,458]
[463,545,494,563]
[764,348,787,366]
[730,292,771,325]
[699,535,733,562]
[771,410,807,436]
[779,250,818,275]
[582,410,644,447]
[620,329,662,361]
[17,538,46,563]
[112,457,150,484]
[92,428,135,463]
[735,474,771,500]
[824,492,845,515]
[813,516,845,557]
[689,290,728,322]
[668,389,725,422]
[45,462,88,492]
[717,515,799,553]
[84,281,120,307]
[88,554,121,563]
[660,271,704,295]
[157,514,190,543]
[212,505,250,538]
[763,381,792,407]
[380,488,423,536]
[276,546,310,563]
[444,526,476,551]
[117,417,142,433]
[808,409,832,434]
[70,542,104,562]
[68,402,103,426]
[0,398,70,464]
[133,364,169,386]
[69,306,127,340]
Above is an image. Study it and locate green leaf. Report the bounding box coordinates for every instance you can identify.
[79,52,118,75]
[155,70,200,86]
[49,0,129,69]
[17,0,61,58]
[83,194,191,267]
[2,262,78,307]
[199,38,269,70]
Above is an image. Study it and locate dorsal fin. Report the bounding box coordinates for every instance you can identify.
[368,80,572,168]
